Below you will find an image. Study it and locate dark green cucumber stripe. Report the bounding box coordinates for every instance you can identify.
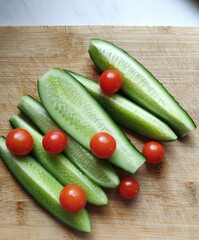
[18,95,119,188]
[0,136,91,233]
[10,115,108,206]
[88,39,196,138]
[67,70,177,142]
[38,69,146,174]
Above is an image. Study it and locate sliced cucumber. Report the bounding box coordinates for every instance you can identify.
[10,114,108,206]
[0,136,92,233]
[38,68,146,173]
[18,95,119,188]
[67,70,177,142]
[88,39,196,138]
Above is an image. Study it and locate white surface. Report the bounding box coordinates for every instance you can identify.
[0,0,199,26]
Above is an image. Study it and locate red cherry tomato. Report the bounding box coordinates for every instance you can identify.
[90,132,116,159]
[99,69,122,94]
[6,128,34,156]
[119,178,140,199]
[142,141,165,164]
[59,185,87,213]
[42,130,67,154]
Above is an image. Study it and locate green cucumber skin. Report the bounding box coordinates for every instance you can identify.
[10,115,108,206]
[88,39,196,138]
[0,136,92,233]
[38,69,146,174]
[18,95,119,188]
[67,70,177,142]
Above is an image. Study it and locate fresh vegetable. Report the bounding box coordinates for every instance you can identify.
[99,69,122,94]
[90,132,116,159]
[0,136,92,233]
[60,185,87,213]
[38,68,146,173]
[6,128,34,155]
[88,39,196,138]
[119,178,139,199]
[10,114,108,206]
[142,141,165,164]
[67,70,177,142]
[42,130,67,154]
[18,95,119,188]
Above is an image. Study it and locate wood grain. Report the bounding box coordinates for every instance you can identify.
[0,26,199,240]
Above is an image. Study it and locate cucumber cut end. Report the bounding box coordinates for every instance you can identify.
[103,174,120,188]
[75,212,92,233]
[177,119,197,138]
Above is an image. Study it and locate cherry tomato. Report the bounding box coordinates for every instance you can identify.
[99,69,122,94]
[42,130,67,154]
[119,178,140,199]
[6,128,34,156]
[90,132,116,159]
[142,141,165,164]
[59,184,87,213]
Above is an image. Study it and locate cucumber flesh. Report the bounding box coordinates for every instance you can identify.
[0,136,92,233]
[10,114,108,206]
[88,39,196,138]
[67,70,177,142]
[38,69,146,173]
[18,95,119,188]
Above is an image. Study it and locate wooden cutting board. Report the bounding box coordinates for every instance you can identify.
[0,26,199,240]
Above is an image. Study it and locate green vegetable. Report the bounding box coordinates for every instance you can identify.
[38,68,146,173]
[18,95,119,188]
[0,136,92,233]
[67,70,177,142]
[88,39,196,137]
[10,114,108,206]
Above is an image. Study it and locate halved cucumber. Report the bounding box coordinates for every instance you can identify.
[67,70,177,142]
[18,95,119,188]
[89,39,196,137]
[38,68,146,173]
[10,114,108,206]
[0,136,92,233]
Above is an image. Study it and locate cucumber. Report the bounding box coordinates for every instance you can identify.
[88,39,196,138]
[38,68,146,173]
[10,114,108,206]
[67,70,177,142]
[18,95,119,188]
[0,136,92,233]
